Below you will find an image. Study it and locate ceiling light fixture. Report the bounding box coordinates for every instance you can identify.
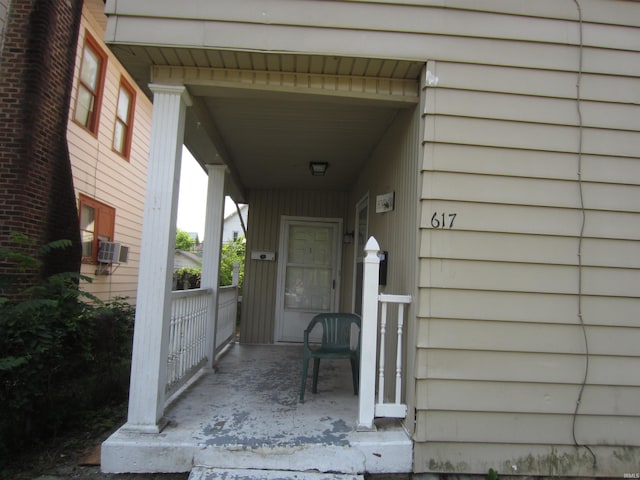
[309,162,329,176]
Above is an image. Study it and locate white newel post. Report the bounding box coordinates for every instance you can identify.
[358,236,381,431]
[125,84,191,433]
[201,165,226,368]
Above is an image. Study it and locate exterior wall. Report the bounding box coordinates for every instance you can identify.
[67,0,152,302]
[0,0,83,294]
[341,105,421,420]
[103,0,640,476]
[413,7,640,479]
[174,250,202,271]
[241,190,348,344]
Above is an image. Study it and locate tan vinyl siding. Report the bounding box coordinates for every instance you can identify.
[67,1,152,302]
[345,104,421,413]
[106,1,639,77]
[414,2,639,473]
[348,107,421,298]
[104,0,640,475]
[241,190,348,344]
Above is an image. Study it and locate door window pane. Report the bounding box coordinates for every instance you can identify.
[284,225,333,311]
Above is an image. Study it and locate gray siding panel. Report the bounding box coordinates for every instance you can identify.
[413,2,640,475]
[241,190,348,344]
[104,0,640,475]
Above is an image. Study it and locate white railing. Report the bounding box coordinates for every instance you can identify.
[166,288,212,396]
[376,293,411,418]
[358,236,411,431]
[165,280,239,397]
[216,285,238,354]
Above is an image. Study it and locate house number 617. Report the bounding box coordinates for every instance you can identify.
[430,212,457,229]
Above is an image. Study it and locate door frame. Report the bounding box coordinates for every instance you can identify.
[352,193,369,314]
[274,215,343,343]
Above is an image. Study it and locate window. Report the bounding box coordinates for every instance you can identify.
[73,33,106,134]
[79,194,115,262]
[232,231,239,240]
[113,78,135,158]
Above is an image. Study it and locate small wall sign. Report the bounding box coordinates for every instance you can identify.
[376,192,395,213]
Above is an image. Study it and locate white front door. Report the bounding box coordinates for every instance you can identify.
[276,217,342,343]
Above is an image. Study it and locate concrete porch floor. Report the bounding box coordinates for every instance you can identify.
[102,344,412,475]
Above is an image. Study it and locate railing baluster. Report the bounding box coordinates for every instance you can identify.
[375,293,411,419]
[395,302,405,405]
[378,301,387,405]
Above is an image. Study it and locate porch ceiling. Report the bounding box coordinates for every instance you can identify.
[109,46,423,199]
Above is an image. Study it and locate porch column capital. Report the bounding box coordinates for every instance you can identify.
[149,83,193,107]
[205,164,227,175]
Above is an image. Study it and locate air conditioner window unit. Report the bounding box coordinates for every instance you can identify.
[98,242,128,264]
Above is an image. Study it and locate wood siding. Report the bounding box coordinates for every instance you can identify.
[67,1,152,302]
[241,190,348,344]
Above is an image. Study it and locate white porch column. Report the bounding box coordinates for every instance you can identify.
[125,84,191,433]
[202,165,226,366]
[358,236,381,431]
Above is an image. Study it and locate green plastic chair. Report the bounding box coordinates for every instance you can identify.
[299,312,361,403]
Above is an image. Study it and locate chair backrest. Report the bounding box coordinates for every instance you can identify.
[307,313,361,349]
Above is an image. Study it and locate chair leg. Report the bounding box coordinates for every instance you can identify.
[350,357,359,395]
[300,357,309,403]
[312,358,321,393]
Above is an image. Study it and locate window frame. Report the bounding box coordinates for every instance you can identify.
[73,32,107,135]
[112,77,136,159]
[79,194,116,264]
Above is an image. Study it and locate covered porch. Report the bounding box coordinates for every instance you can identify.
[103,343,412,474]
[102,6,423,475]
[102,237,414,474]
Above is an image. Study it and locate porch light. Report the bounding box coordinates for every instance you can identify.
[309,161,329,176]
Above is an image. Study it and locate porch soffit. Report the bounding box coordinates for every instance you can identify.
[151,65,419,106]
[111,47,423,97]
[113,47,422,194]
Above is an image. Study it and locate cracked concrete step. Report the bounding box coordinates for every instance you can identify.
[188,467,364,480]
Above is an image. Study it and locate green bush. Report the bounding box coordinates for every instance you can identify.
[220,236,245,290]
[0,234,135,459]
[174,267,201,290]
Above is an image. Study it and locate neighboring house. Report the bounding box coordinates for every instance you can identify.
[67,0,152,303]
[188,232,200,246]
[222,204,248,244]
[102,2,639,478]
[173,249,202,290]
[174,249,202,271]
[0,0,83,290]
